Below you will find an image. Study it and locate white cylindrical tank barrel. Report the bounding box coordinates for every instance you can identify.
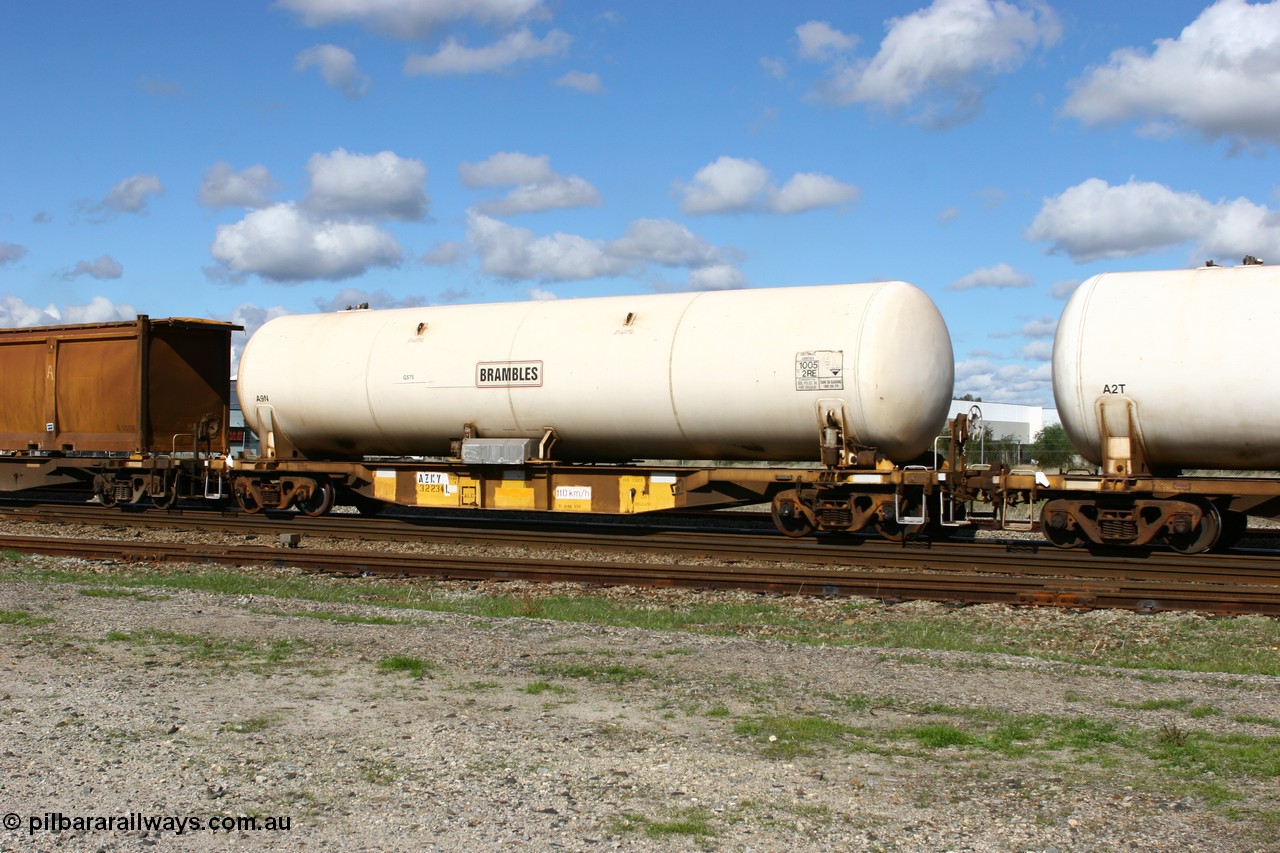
[237,282,954,463]
[1054,264,1280,470]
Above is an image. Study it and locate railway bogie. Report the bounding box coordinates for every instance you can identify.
[1039,496,1223,553]
[231,474,334,517]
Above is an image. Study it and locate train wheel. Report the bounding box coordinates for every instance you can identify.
[297,478,334,517]
[771,491,813,538]
[153,474,179,509]
[875,516,925,543]
[1167,501,1221,555]
[235,483,263,514]
[97,478,118,508]
[1040,504,1083,549]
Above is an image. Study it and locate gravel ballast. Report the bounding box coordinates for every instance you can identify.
[0,555,1278,852]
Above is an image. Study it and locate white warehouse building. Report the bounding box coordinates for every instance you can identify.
[948,400,1060,443]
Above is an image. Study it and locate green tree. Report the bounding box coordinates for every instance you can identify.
[1028,423,1077,471]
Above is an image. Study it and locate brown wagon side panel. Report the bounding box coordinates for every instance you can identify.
[50,331,143,451]
[0,316,238,455]
[0,338,48,445]
[146,320,237,455]
[0,321,144,451]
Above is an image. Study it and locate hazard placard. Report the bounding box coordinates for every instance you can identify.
[795,350,844,391]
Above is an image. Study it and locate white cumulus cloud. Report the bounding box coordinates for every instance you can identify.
[404,28,571,75]
[554,71,604,94]
[795,20,858,62]
[0,295,60,326]
[953,357,1053,405]
[304,149,429,221]
[210,203,403,283]
[949,262,1033,291]
[101,174,165,212]
[479,177,599,215]
[1024,177,1280,263]
[467,212,629,281]
[460,151,599,215]
[676,157,772,215]
[64,256,124,281]
[465,213,743,289]
[771,172,861,214]
[812,0,1060,127]
[1063,0,1280,148]
[674,156,857,215]
[687,263,747,291]
[199,163,280,209]
[1017,317,1057,339]
[278,0,545,39]
[460,151,554,186]
[60,296,139,323]
[81,173,165,220]
[605,219,721,268]
[295,44,371,99]
[0,295,139,327]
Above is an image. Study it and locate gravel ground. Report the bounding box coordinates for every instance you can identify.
[0,558,1278,852]
[1,509,1279,851]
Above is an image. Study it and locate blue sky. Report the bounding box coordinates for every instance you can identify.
[2,0,1276,405]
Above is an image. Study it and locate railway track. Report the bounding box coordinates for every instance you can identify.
[2,503,1280,615]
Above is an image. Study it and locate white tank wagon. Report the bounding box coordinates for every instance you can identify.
[1040,261,1280,552]
[236,282,954,466]
[1053,262,1280,473]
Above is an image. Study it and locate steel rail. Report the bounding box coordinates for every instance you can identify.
[0,531,1278,615]
[4,503,1280,586]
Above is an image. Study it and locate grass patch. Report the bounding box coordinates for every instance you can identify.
[1150,728,1280,781]
[904,723,977,749]
[860,705,1280,813]
[1111,698,1193,711]
[613,807,717,839]
[1109,698,1222,719]
[524,680,570,696]
[734,715,862,759]
[376,654,432,679]
[460,679,501,691]
[3,561,1279,676]
[267,608,421,626]
[0,609,52,627]
[534,661,655,684]
[105,629,303,668]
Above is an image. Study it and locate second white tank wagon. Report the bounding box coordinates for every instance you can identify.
[236,282,955,465]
